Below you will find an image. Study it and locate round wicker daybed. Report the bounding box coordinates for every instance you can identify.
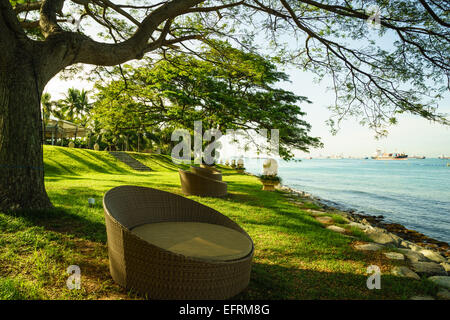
[200,163,219,170]
[103,186,253,300]
[179,169,227,197]
[190,166,222,181]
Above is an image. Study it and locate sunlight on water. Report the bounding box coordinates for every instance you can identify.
[243,158,450,243]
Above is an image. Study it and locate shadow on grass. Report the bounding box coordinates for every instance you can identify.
[221,181,326,231]
[2,206,107,243]
[128,153,190,172]
[81,150,135,173]
[57,148,131,174]
[2,181,439,300]
[44,159,80,176]
[45,175,93,182]
[38,177,182,241]
[234,262,437,300]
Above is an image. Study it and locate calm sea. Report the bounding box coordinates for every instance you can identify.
[243,158,450,244]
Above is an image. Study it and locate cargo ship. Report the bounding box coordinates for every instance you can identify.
[371,149,408,160]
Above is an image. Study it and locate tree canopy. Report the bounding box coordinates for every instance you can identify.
[92,42,322,159]
[6,0,449,133]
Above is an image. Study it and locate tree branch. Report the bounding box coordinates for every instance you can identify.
[14,1,43,14]
[40,0,65,37]
[186,1,244,13]
[0,0,29,54]
[418,0,450,28]
[71,0,204,66]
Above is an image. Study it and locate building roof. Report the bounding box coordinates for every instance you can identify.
[45,117,89,137]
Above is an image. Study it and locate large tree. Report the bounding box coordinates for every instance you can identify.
[93,43,321,159]
[0,0,448,210]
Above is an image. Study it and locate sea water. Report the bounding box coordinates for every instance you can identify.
[243,158,450,243]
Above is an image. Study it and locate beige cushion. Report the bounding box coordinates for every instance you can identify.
[131,222,252,261]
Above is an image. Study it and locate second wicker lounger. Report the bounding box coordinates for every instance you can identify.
[179,169,227,197]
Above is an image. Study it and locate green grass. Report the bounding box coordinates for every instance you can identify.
[0,146,440,299]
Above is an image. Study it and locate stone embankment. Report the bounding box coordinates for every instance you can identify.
[277,184,450,300]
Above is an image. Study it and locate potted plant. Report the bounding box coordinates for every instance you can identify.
[258,174,282,191]
[259,158,280,191]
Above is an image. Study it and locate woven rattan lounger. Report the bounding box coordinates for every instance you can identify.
[179,169,227,197]
[103,185,253,299]
[190,166,222,181]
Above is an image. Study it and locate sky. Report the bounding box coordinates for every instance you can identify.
[282,68,450,158]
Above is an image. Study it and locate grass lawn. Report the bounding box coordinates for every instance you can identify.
[0,146,438,299]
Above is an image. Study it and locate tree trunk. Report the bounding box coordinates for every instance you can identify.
[0,48,52,210]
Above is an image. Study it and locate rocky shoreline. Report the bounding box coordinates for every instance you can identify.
[241,167,450,298]
[280,185,450,257]
[275,184,450,299]
[242,170,450,298]
[247,171,449,255]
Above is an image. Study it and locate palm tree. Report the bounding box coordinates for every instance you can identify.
[58,88,92,126]
[41,93,55,143]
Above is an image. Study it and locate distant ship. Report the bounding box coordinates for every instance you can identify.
[438,155,450,159]
[410,155,426,159]
[371,149,408,160]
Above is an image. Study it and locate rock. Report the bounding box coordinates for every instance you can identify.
[308,210,326,217]
[410,296,435,300]
[337,211,351,219]
[365,230,399,245]
[441,262,450,273]
[399,240,410,248]
[348,222,373,231]
[436,288,450,300]
[392,266,420,280]
[411,262,447,276]
[390,233,403,244]
[409,243,423,252]
[355,243,384,251]
[420,249,446,263]
[371,226,388,233]
[326,225,346,234]
[397,248,428,262]
[428,276,450,289]
[315,216,333,224]
[384,252,405,260]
